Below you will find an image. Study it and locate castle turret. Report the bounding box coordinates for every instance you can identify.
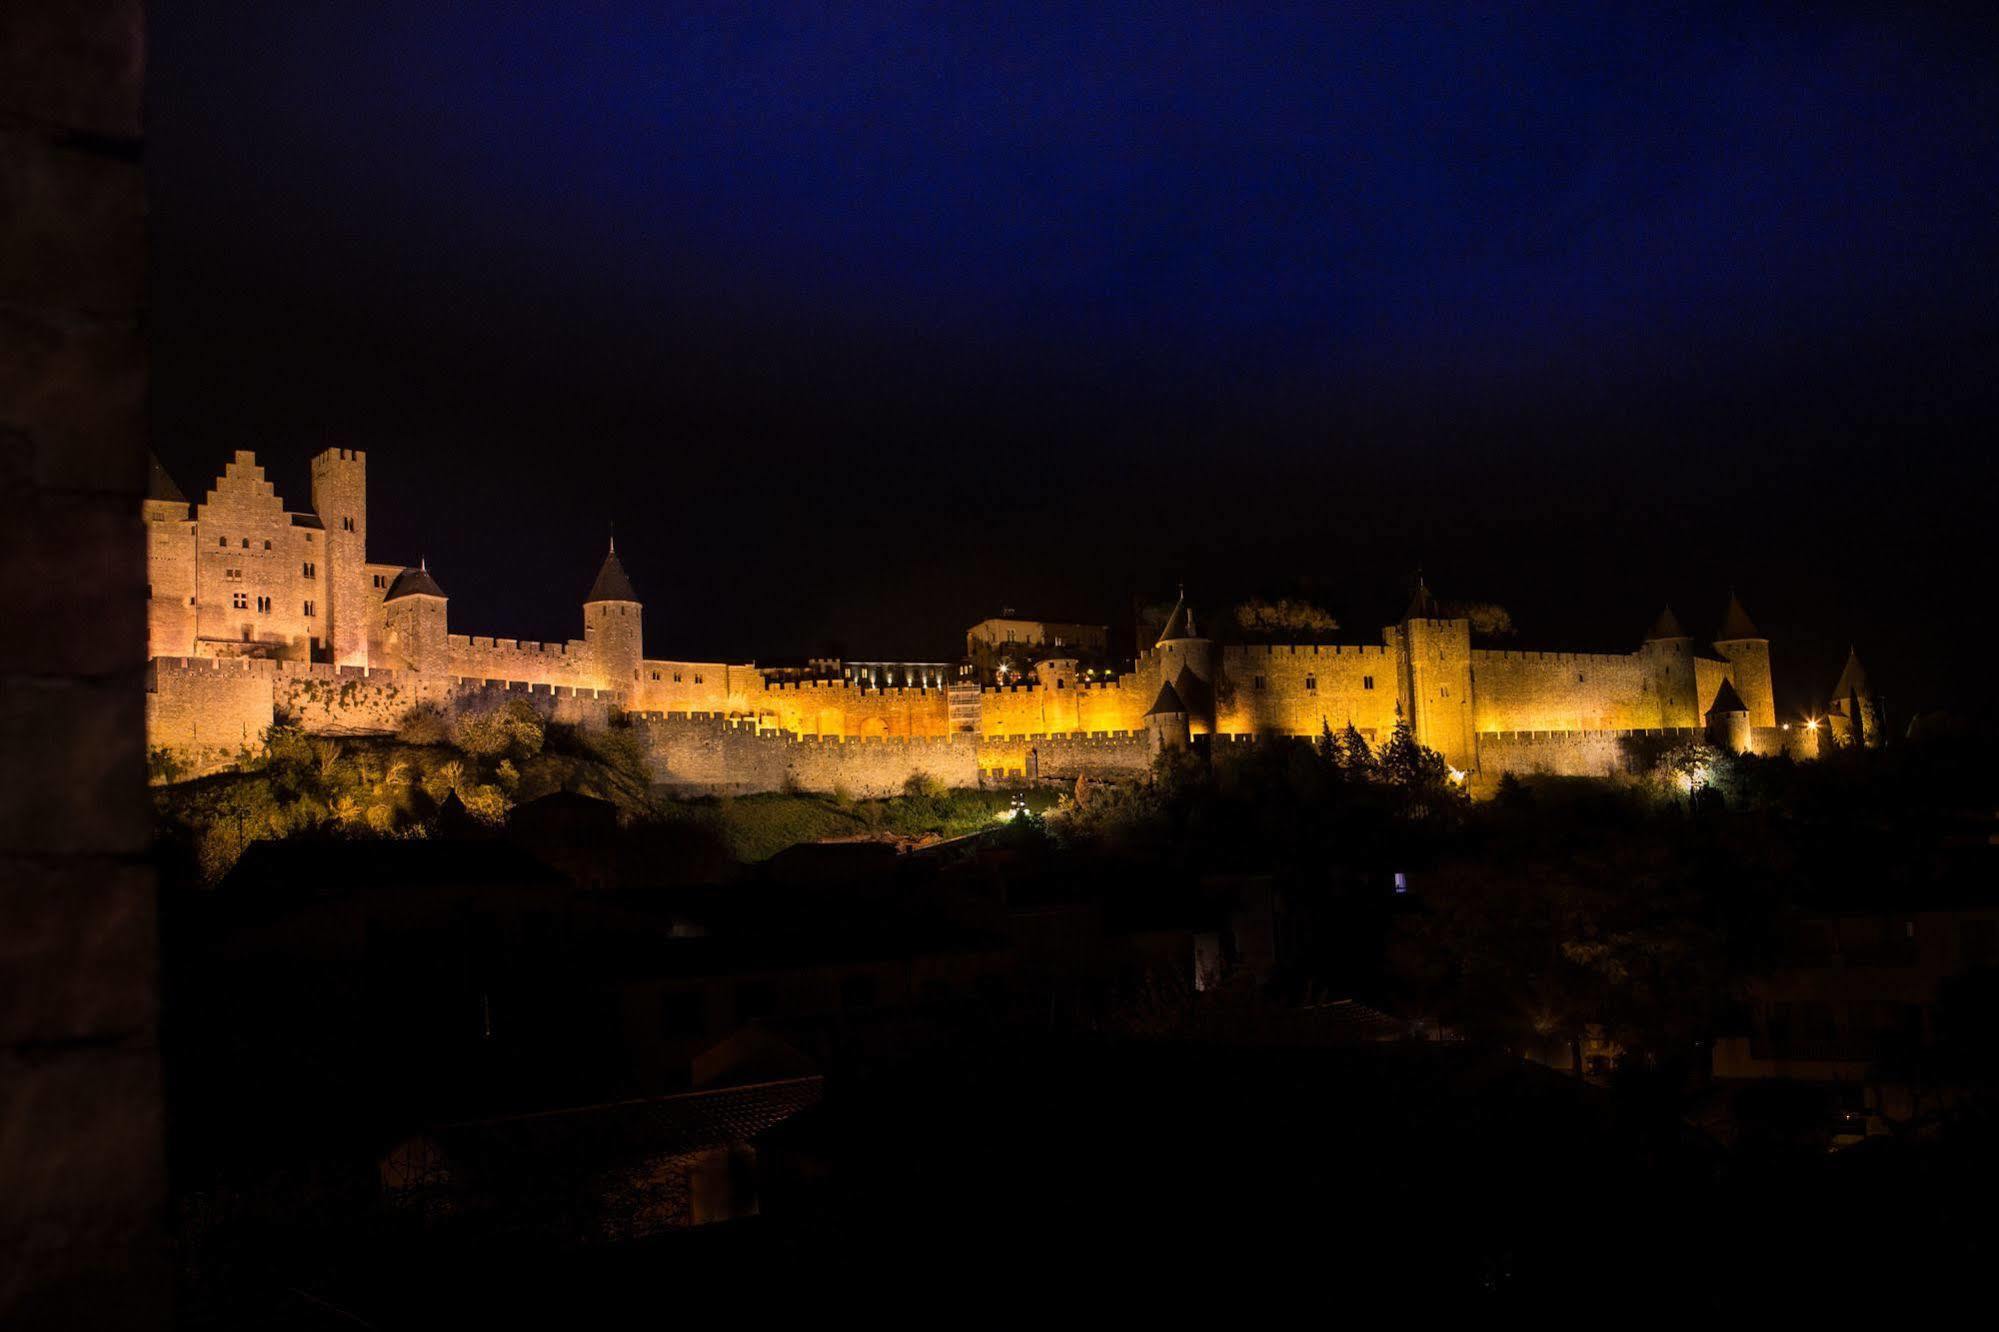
[1640,605,1699,728]
[1143,679,1191,754]
[1390,575,1474,772]
[310,448,369,667]
[1828,647,1880,747]
[1711,592,1776,729]
[380,561,448,672]
[1704,677,1752,755]
[583,539,643,694]
[143,452,197,657]
[1149,586,1216,734]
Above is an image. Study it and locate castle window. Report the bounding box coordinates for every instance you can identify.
[1439,685,1450,698]
[341,517,355,532]
[1305,674,1317,691]
[231,592,248,610]
[673,672,682,683]
[1253,675,1266,691]
[650,671,660,681]
[256,596,271,614]
[217,536,227,547]
[1363,675,1374,690]
[373,574,387,589]
[224,567,241,582]
[302,562,315,578]
[241,538,249,549]
[303,600,315,618]
[263,540,272,550]
[695,674,703,685]
[1578,672,1585,683]
[1056,679,1066,689]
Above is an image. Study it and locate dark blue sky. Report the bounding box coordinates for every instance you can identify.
[151,4,1999,713]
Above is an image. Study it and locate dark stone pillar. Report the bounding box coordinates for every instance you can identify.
[0,1,163,1325]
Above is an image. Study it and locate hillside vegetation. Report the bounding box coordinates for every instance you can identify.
[154,698,1058,881]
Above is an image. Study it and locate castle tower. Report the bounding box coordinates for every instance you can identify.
[1711,592,1776,728]
[1704,677,1752,755]
[310,448,369,667]
[1828,647,1881,747]
[143,452,197,657]
[582,539,643,695]
[1149,586,1216,734]
[380,562,448,672]
[1143,679,1191,754]
[1392,575,1475,772]
[1640,605,1699,728]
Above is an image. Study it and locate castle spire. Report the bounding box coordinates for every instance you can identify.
[1403,571,1441,622]
[1156,585,1198,645]
[1833,646,1868,699]
[1716,590,1761,641]
[1645,605,1688,641]
[585,539,639,604]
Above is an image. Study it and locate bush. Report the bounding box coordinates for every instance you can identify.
[451,699,546,760]
[396,704,450,746]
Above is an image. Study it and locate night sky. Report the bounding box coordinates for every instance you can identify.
[149,4,1998,717]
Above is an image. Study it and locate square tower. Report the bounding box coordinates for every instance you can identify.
[310,449,369,666]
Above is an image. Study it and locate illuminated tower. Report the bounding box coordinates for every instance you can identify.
[1393,575,1474,772]
[1144,679,1191,754]
[1704,677,1751,755]
[1828,647,1880,747]
[1150,586,1216,735]
[583,539,643,695]
[1712,592,1775,729]
[142,452,196,657]
[380,562,448,672]
[310,448,369,666]
[1640,605,1699,728]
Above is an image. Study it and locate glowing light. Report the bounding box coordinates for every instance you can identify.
[1446,766,1467,785]
[1804,718,1820,733]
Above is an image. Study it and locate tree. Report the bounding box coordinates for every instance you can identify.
[1443,601,1516,640]
[1654,740,1722,800]
[1377,720,1448,789]
[1233,597,1340,641]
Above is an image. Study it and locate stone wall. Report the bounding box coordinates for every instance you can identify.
[0,0,164,1321]
[1469,648,1654,733]
[145,656,627,778]
[1473,727,1700,781]
[1217,643,1399,738]
[447,632,591,688]
[976,730,1155,780]
[634,713,979,796]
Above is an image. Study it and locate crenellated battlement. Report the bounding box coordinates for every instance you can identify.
[1227,643,1391,658]
[449,634,575,656]
[1478,726,1700,743]
[1471,648,1638,665]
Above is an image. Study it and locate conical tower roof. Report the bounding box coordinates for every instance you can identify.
[1403,573,1441,622]
[1143,680,1188,717]
[1833,647,1868,699]
[383,561,446,601]
[585,540,639,603]
[146,452,186,504]
[1646,605,1688,640]
[1716,592,1761,641]
[1155,586,1199,645]
[1706,678,1748,717]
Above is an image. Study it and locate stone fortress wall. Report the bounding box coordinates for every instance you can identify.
[144,449,1853,791]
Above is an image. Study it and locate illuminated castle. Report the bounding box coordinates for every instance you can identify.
[144,450,1864,790]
